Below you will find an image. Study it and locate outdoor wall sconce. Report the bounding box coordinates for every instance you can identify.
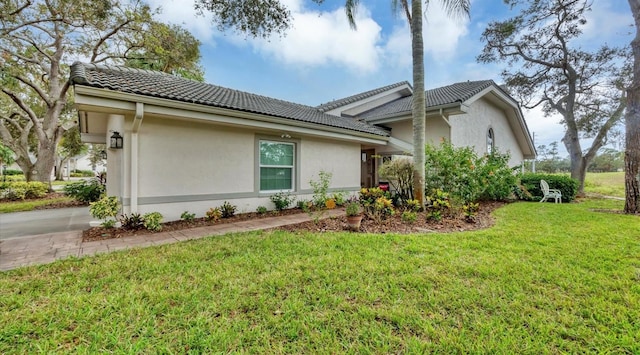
[110,131,123,149]
[100,150,107,160]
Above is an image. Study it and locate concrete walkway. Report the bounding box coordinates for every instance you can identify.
[0,209,343,272]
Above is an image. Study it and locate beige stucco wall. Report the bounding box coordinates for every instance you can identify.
[449,98,524,166]
[110,115,362,221]
[300,138,361,190]
[136,117,255,197]
[376,116,450,155]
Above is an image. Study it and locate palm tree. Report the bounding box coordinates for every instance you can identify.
[344,0,470,209]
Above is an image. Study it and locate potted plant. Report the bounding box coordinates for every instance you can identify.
[345,200,363,231]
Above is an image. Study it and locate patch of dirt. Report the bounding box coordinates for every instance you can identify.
[83,201,506,242]
[274,201,505,234]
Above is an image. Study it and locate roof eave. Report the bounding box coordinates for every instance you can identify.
[73,85,389,145]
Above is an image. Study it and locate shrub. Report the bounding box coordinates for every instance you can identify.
[462,202,480,222]
[0,181,48,200]
[310,170,332,207]
[120,213,144,230]
[206,207,222,222]
[143,212,163,232]
[180,211,196,222]
[424,142,518,204]
[401,211,418,223]
[426,189,451,221]
[519,173,579,202]
[331,191,347,206]
[220,201,237,218]
[71,169,95,177]
[2,169,23,176]
[63,179,105,203]
[379,157,413,203]
[89,196,120,227]
[256,206,268,214]
[296,200,312,212]
[270,191,295,211]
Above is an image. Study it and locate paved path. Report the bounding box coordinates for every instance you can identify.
[0,207,92,239]
[0,209,343,271]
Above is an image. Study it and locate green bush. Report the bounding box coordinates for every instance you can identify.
[63,179,105,203]
[0,181,48,200]
[270,191,295,211]
[310,170,332,208]
[256,206,268,214]
[424,142,517,204]
[519,173,579,202]
[72,169,95,177]
[2,169,23,175]
[180,211,196,222]
[220,201,237,218]
[143,212,163,232]
[89,196,120,228]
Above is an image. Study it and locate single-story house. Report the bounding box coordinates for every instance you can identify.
[70,62,535,220]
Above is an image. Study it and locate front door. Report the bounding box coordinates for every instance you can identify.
[360,149,376,188]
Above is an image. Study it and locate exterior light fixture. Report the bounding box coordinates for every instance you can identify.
[100,150,107,160]
[110,131,123,149]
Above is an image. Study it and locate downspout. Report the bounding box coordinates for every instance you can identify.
[130,102,144,214]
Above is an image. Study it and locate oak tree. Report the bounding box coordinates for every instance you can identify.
[478,0,629,194]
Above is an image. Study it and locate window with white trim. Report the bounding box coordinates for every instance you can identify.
[259,140,295,191]
[487,128,495,154]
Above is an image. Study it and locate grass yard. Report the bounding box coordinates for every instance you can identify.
[584,172,625,197]
[1,198,639,353]
[0,195,76,213]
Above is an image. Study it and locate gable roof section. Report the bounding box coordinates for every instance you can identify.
[316,81,411,113]
[70,62,388,137]
[358,80,495,120]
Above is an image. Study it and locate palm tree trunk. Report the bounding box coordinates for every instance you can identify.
[626,0,640,214]
[411,0,426,209]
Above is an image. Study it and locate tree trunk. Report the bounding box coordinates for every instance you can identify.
[626,0,640,214]
[411,0,426,209]
[563,131,587,196]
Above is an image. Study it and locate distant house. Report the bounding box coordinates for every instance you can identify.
[70,62,535,221]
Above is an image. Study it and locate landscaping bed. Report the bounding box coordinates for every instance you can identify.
[82,201,504,242]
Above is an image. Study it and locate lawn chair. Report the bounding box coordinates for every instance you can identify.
[540,179,562,203]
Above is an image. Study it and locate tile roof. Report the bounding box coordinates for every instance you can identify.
[69,62,389,137]
[316,81,411,112]
[358,80,496,120]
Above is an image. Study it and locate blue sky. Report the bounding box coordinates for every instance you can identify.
[148,0,633,155]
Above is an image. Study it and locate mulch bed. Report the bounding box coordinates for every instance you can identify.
[83,201,506,242]
[274,201,505,234]
[34,192,87,210]
[82,208,305,242]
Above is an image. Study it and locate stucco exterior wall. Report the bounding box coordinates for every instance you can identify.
[299,138,361,191]
[112,115,362,221]
[449,98,524,166]
[376,116,450,155]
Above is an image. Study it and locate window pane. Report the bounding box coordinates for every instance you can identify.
[260,167,292,190]
[260,142,293,166]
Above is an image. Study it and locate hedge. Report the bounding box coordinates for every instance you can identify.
[519,173,578,203]
[0,181,48,200]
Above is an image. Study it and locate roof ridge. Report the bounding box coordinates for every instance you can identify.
[316,81,412,112]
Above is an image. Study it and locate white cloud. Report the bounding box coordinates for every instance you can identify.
[247,4,383,73]
[146,0,218,45]
[581,2,633,43]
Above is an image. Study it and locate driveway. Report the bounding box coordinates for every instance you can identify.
[0,207,91,240]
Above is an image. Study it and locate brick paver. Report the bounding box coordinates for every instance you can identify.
[0,209,343,271]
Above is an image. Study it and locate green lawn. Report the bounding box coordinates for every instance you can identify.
[1,199,639,353]
[0,196,75,213]
[584,172,625,197]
